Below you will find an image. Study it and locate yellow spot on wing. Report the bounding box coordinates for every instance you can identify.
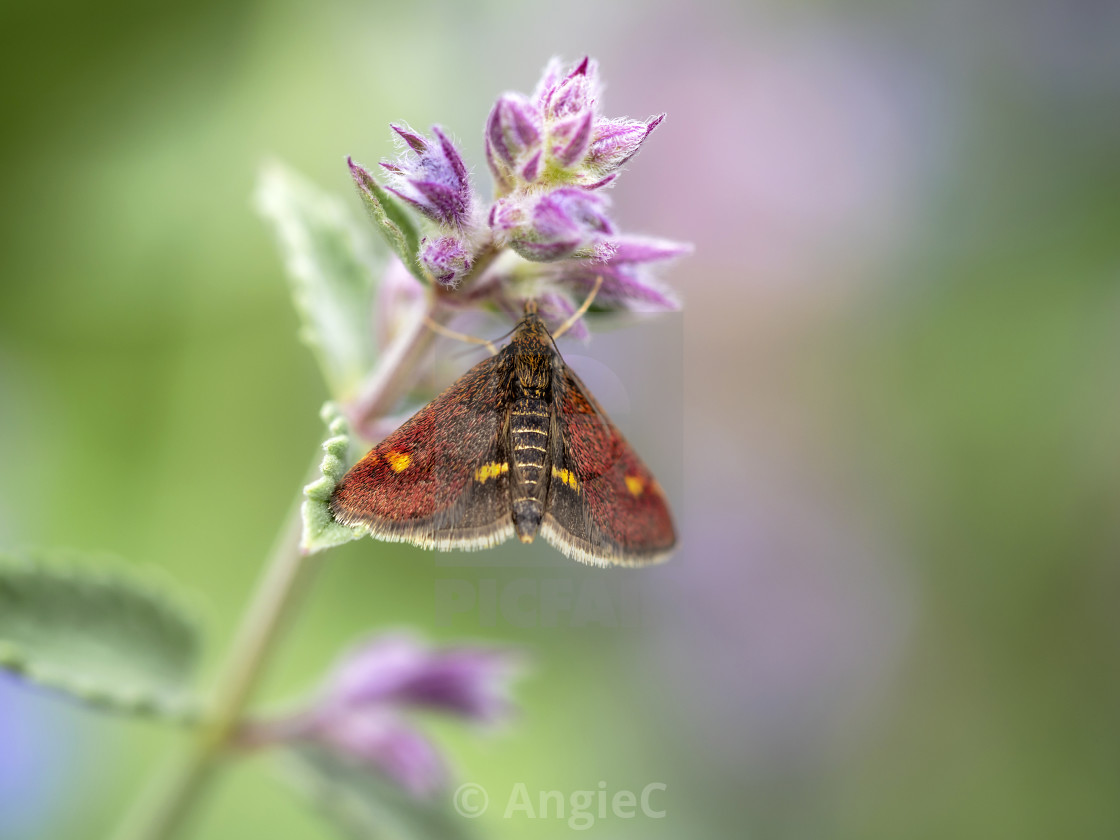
[385,450,411,472]
[475,462,509,482]
[624,475,645,496]
[552,467,580,491]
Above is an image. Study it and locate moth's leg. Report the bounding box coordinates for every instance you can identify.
[552,276,603,339]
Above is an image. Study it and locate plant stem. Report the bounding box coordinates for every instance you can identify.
[113,504,316,840]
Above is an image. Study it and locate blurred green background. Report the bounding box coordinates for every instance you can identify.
[2,0,1120,838]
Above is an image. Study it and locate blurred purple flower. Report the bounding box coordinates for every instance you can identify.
[379,124,475,229]
[529,235,689,315]
[562,263,680,311]
[479,231,687,341]
[249,634,524,797]
[0,675,73,837]
[328,633,521,722]
[313,709,448,796]
[420,235,473,287]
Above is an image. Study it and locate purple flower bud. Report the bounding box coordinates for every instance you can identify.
[485,94,542,192]
[381,124,474,229]
[531,57,567,107]
[484,57,661,193]
[504,188,615,263]
[539,57,597,119]
[584,115,664,179]
[488,196,525,233]
[420,235,473,288]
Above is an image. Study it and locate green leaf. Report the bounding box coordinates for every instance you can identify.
[256,161,382,401]
[283,745,479,840]
[348,158,428,286]
[302,402,363,555]
[0,550,201,721]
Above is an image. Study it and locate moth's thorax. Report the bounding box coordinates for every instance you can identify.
[511,311,553,349]
[510,312,555,397]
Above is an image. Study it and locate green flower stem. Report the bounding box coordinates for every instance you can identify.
[113,503,317,840]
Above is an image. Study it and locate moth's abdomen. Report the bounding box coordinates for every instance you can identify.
[510,396,550,541]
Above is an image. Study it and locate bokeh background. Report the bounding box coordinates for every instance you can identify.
[2,0,1120,838]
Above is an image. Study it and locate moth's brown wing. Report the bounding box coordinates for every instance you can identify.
[330,353,516,551]
[541,365,676,566]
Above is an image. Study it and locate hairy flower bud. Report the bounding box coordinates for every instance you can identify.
[482,57,664,193]
[380,124,474,229]
[535,56,596,117]
[585,115,664,182]
[485,94,543,194]
[420,235,473,287]
[496,188,615,263]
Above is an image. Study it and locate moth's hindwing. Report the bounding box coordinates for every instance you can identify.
[541,365,677,566]
[329,353,516,551]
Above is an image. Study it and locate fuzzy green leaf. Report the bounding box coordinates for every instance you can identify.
[0,550,201,721]
[348,158,428,286]
[302,402,363,554]
[283,745,478,840]
[256,162,382,401]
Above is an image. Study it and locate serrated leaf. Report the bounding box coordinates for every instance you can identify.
[348,158,428,286]
[283,746,479,840]
[302,402,363,555]
[256,161,382,400]
[0,550,201,721]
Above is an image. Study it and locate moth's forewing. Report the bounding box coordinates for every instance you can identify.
[329,353,516,551]
[541,365,676,566]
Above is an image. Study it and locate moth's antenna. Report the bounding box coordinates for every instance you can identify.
[423,315,499,356]
[552,276,603,340]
